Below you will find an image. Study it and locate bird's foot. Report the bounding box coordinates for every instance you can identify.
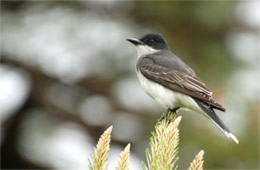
[158,108,180,122]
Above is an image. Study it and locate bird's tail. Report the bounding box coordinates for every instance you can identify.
[194,99,239,144]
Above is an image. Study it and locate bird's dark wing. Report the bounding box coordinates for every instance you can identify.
[139,60,226,111]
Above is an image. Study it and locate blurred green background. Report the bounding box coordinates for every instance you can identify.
[1,1,259,169]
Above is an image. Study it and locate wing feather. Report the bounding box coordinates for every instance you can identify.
[139,63,225,111]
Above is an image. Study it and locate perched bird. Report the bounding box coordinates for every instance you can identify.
[127,33,238,144]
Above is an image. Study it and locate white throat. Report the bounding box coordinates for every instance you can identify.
[135,45,158,58]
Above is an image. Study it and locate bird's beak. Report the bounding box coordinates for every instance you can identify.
[126,38,144,46]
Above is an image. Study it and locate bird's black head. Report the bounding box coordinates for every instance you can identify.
[127,33,169,50]
[139,33,169,50]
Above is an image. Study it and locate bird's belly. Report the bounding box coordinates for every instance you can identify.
[137,71,202,112]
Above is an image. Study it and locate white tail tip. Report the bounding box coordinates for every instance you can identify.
[228,133,239,144]
[210,119,239,144]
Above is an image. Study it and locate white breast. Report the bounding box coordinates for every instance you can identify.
[136,70,203,113]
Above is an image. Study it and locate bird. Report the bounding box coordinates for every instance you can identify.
[127,33,239,144]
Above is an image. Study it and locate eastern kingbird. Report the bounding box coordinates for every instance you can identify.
[127,33,238,144]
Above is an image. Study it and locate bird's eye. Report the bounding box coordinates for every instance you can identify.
[149,39,154,43]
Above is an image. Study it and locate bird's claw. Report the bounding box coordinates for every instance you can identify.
[158,108,179,123]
